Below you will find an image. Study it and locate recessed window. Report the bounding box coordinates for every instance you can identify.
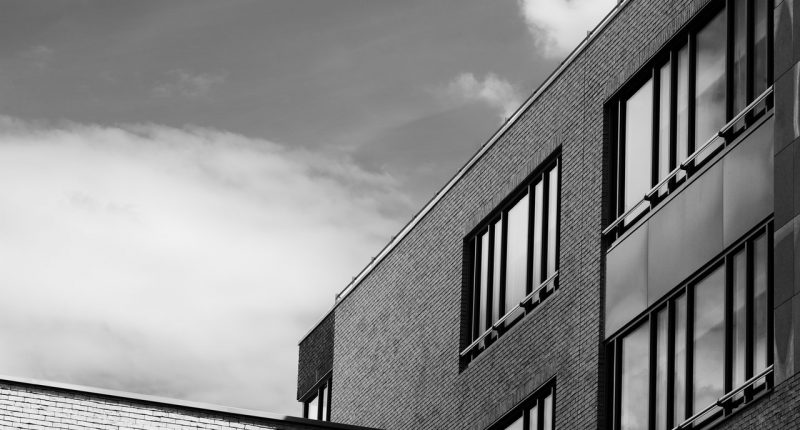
[607,0,773,237]
[461,157,560,363]
[607,223,773,430]
[302,377,331,421]
[491,382,555,430]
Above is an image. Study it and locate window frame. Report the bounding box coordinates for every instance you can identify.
[302,375,332,421]
[606,221,774,430]
[606,0,774,239]
[488,380,556,430]
[461,154,561,365]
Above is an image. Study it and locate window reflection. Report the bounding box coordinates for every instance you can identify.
[546,166,558,279]
[694,12,726,163]
[676,44,689,181]
[533,182,544,285]
[492,220,503,323]
[754,0,769,98]
[754,233,768,373]
[732,248,747,390]
[693,266,725,418]
[674,294,687,424]
[505,416,524,430]
[658,61,671,196]
[506,195,529,313]
[307,394,318,420]
[479,231,490,333]
[621,322,650,430]
[542,393,553,430]
[655,308,668,430]
[529,405,538,430]
[624,79,653,220]
[733,0,747,115]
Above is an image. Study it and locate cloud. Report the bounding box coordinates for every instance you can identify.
[152,69,226,98]
[0,116,411,415]
[442,73,521,119]
[20,45,54,70]
[518,0,616,57]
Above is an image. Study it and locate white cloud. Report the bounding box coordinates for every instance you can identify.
[153,69,226,98]
[0,117,410,414]
[442,72,521,119]
[20,45,54,70]
[518,0,616,57]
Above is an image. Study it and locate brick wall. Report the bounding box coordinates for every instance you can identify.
[298,312,334,400]
[0,376,377,430]
[295,0,800,429]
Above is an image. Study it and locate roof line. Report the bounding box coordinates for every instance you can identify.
[300,0,631,343]
[0,374,379,430]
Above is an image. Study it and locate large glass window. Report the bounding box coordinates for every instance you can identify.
[463,158,560,362]
[609,1,773,235]
[608,223,772,430]
[491,383,555,430]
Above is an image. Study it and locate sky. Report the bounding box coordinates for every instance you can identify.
[0,0,615,416]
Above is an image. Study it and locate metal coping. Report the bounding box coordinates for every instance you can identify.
[0,374,381,430]
[299,0,634,343]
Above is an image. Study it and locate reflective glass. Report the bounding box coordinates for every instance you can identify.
[529,404,538,430]
[606,224,648,336]
[322,385,329,421]
[695,11,727,163]
[319,385,327,421]
[621,322,650,430]
[656,308,668,430]
[754,0,769,97]
[479,231,489,333]
[732,248,747,389]
[533,182,544,286]
[493,220,503,323]
[754,233,769,373]
[542,393,553,430]
[546,166,559,278]
[733,0,747,114]
[693,266,725,416]
[504,415,524,430]
[624,79,653,220]
[676,44,690,180]
[674,294,687,424]
[658,61,672,196]
[506,194,529,313]
[307,394,318,420]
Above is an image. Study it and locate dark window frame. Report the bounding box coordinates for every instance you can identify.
[302,374,332,421]
[606,0,774,239]
[488,380,556,430]
[461,154,560,366]
[606,220,774,430]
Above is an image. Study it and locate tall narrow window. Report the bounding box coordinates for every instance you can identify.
[657,61,672,196]
[303,377,331,421]
[676,44,690,182]
[464,159,559,362]
[655,308,669,430]
[753,233,769,375]
[732,248,747,391]
[694,12,726,162]
[753,0,769,99]
[620,322,650,430]
[623,79,653,221]
[732,0,748,115]
[674,294,687,424]
[692,266,725,421]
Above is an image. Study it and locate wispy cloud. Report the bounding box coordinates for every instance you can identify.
[0,117,410,414]
[20,45,54,70]
[518,0,616,57]
[441,72,521,119]
[152,69,226,98]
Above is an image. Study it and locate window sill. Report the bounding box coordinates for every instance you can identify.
[460,271,558,366]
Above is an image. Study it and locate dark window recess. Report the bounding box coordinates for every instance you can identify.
[461,158,560,364]
[607,222,773,430]
[490,382,555,430]
[302,377,332,421]
[606,0,774,239]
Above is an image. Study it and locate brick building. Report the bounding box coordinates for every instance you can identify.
[297,0,800,429]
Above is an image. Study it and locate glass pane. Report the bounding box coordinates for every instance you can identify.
[754,233,769,373]
[621,322,650,430]
[655,308,668,430]
[693,266,725,417]
[319,385,326,421]
[754,0,769,97]
[606,224,648,336]
[674,293,687,424]
[733,0,747,114]
[732,248,747,389]
[504,415,524,430]
[533,182,544,286]
[529,404,538,430]
[624,79,653,220]
[479,231,489,333]
[542,393,553,430]
[676,44,689,181]
[322,384,329,421]
[695,11,727,163]
[547,165,559,279]
[506,194,529,313]
[658,61,672,196]
[492,220,503,323]
[307,394,318,420]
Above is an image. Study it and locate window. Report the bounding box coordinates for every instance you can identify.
[461,158,560,363]
[607,0,773,236]
[302,377,331,421]
[491,382,555,430]
[607,223,773,430]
